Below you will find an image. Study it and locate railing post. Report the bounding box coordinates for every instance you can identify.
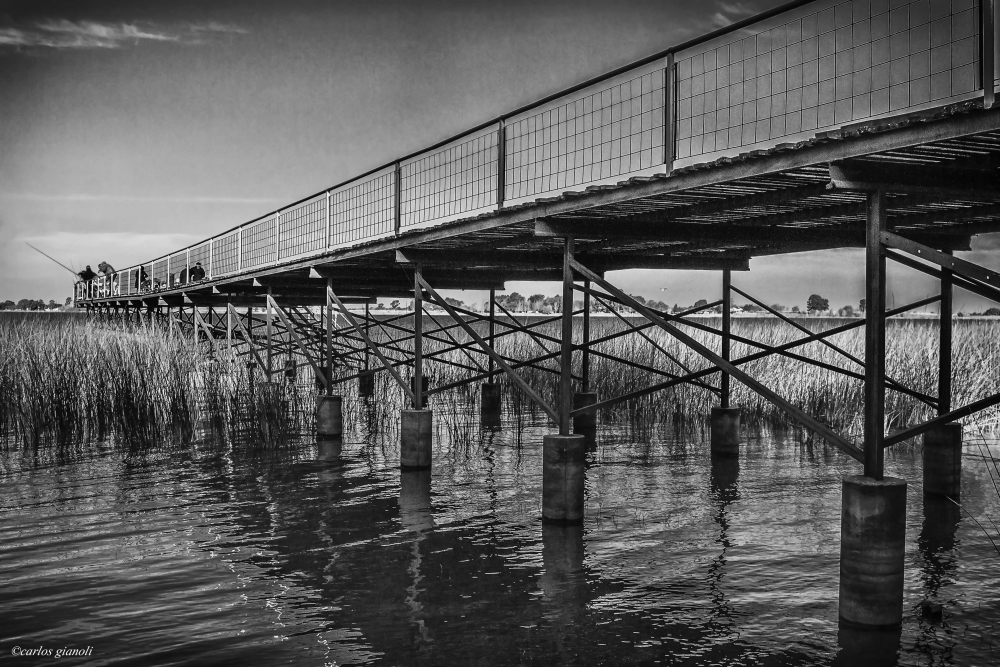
[394,162,402,235]
[496,121,506,208]
[864,190,887,480]
[274,212,281,261]
[983,0,995,109]
[664,53,675,173]
[238,228,243,272]
[325,190,332,248]
[560,237,575,435]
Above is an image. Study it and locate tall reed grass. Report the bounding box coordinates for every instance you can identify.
[3,312,999,454]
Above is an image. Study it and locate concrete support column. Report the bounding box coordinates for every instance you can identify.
[358,370,375,397]
[316,395,343,439]
[401,408,432,469]
[572,392,597,433]
[481,382,502,429]
[317,437,342,461]
[542,434,586,523]
[923,424,962,498]
[839,475,907,628]
[710,407,741,455]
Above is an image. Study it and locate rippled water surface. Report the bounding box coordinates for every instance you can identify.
[3,418,1000,666]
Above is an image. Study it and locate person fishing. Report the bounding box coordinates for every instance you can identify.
[77,265,97,281]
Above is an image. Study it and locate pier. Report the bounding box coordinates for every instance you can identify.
[75,0,1000,630]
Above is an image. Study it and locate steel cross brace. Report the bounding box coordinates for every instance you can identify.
[571,256,866,462]
[416,273,559,423]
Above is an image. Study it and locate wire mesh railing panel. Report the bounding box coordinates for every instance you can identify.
[152,259,168,290]
[241,216,277,268]
[331,170,395,246]
[120,268,134,296]
[189,242,211,279]
[400,130,498,228]
[675,0,981,164]
[168,251,189,288]
[505,68,665,202]
[212,232,239,276]
[278,195,327,258]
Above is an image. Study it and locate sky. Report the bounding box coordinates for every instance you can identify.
[1,0,997,312]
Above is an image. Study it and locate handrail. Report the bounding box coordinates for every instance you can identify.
[77,0,997,302]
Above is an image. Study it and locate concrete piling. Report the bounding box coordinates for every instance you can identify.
[316,395,343,438]
[358,370,375,397]
[399,469,434,532]
[839,475,907,628]
[923,424,962,498]
[542,434,586,523]
[710,407,741,455]
[317,436,343,461]
[572,392,598,433]
[481,382,502,429]
[401,409,433,469]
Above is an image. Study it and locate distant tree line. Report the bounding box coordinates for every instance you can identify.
[0,298,72,311]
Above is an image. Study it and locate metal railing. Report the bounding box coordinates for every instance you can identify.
[77,0,996,302]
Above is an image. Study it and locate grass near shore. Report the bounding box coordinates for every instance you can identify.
[2,311,999,452]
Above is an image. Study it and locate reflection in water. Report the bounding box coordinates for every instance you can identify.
[835,625,901,667]
[3,425,1000,666]
[540,523,587,662]
[918,495,961,604]
[399,469,434,652]
[707,453,740,634]
[317,436,343,462]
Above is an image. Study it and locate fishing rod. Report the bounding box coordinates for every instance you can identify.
[25,242,79,278]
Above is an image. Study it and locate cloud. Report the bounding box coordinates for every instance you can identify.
[0,192,282,205]
[710,1,763,27]
[0,19,248,50]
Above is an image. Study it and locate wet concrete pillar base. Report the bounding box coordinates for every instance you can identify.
[481,382,502,429]
[317,437,343,461]
[542,434,586,524]
[316,395,343,438]
[923,423,962,498]
[358,371,375,398]
[839,475,907,628]
[710,407,741,455]
[573,392,598,432]
[400,409,433,469]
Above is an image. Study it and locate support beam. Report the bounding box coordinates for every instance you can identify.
[864,190,887,480]
[413,266,424,410]
[940,252,952,415]
[559,238,575,435]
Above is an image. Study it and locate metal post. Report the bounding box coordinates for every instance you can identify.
[394,162,402,235]
[665,53,675,171]
[364,302,371,372]
[560,237,575,435]
[227,301,232,356]
[721,269,731,409]
[266,287,273,381]
[327,278,334,396]
[413,265,423,410]
[496,121,506,208]
[582,279,591,393]
[939,252,953,415]
[982,0,995,109]
[864,190,887,480]
[488,289,496,380]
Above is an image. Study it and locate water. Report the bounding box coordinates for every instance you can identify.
[2,419,1000,666]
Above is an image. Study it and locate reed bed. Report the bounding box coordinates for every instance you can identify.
[0,315,315,453]
[3,312,1000,454]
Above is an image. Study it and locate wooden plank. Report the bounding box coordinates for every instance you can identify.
[882,231,1000,287]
